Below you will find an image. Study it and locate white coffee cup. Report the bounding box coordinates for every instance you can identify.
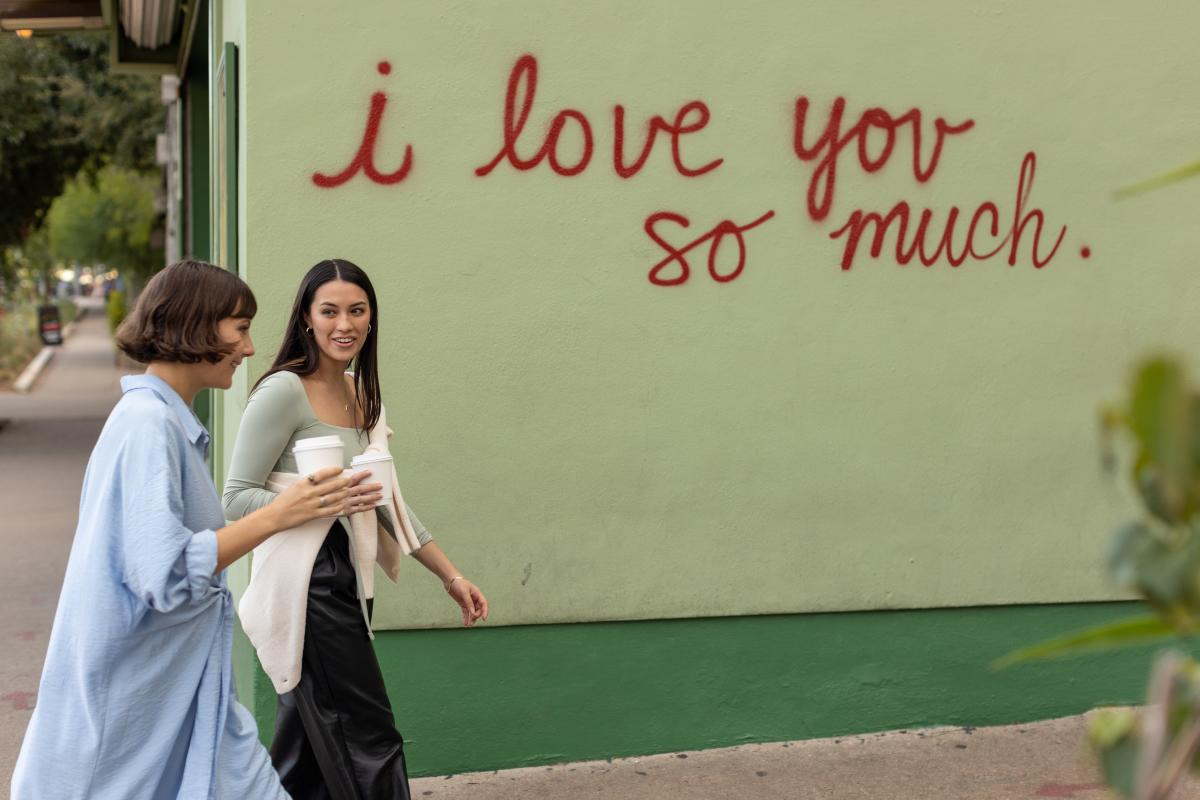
[293,435,345,477]
[350,452,393,509]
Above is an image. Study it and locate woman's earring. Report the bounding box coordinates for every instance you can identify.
[367,324,372,334]
[305,326,313,335]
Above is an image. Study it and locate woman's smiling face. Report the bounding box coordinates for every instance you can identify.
[306,279,371,366]
[204,315,255,389]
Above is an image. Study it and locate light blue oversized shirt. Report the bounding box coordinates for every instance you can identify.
[11,375,288,800]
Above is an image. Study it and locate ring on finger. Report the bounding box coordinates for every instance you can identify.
[319,495,326,507]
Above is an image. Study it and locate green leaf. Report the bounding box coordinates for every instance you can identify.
[992,615,1181,669]
[1134,458,1176,525]
[1164,659,1200,770]
[1108,521,1200,619]
[1090,708,1139,798]
[1191,395,1200,508]
[1091,707,1138,749]
[1128,360,1192,516]
[1115,159,1200,198]
[1095,728,1139,798]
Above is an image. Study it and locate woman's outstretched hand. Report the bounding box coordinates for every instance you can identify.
[445,578,489,627]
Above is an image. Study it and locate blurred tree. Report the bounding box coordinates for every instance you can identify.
[0,247,16,292]
[0,32,160,247]
[1,229,55,302]
[46,166,160,282]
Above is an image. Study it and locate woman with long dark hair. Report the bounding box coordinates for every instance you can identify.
[223,258,487,799]
[12,260,358,799]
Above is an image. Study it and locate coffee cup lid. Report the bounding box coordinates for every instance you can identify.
[293,435,345,452]
[351,452,393,465]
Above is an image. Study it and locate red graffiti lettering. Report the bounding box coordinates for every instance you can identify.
[829,152,1066,270]
[614,101,723,178]
[475,54,592,176]
[305,55,1082,278]
[312,61,413,187]
[1006,152,1065,267]
[477,54,722,180]
[645,210,775,286]
[793,97,974,222]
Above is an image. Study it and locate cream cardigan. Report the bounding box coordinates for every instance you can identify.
[238,405,425,694]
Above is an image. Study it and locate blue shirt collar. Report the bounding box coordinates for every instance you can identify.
[120,374,211,447]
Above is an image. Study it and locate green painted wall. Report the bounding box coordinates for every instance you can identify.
[248,602,1194,777]
[232,1,1200,630]
[216,1,252,559]
[208,0,1200,775]
[204,0,261,706]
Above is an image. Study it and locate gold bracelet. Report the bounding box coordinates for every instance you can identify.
[445,575,465,591]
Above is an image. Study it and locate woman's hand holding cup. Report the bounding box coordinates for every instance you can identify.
[270,467,381,529]
[341,470,384,515]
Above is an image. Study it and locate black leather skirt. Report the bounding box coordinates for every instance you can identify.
[270,522,412,800]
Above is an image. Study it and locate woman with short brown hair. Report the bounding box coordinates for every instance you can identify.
[12,260,381,799]
[114,257,260,364]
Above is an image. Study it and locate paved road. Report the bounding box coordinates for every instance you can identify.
[0,297,134,787]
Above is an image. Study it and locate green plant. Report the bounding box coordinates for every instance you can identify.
[999,356,1200,798]
[2,228,56,304]
[997,155,1200,799]
[106,289,126,335]
[55,297,76,327]
[0,303,41,387]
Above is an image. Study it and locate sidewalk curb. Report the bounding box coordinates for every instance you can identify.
[13,347,54,393]
[12,313,81,394]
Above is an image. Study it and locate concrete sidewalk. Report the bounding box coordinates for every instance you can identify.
[0,296,135,786]
[411,714,1196,799]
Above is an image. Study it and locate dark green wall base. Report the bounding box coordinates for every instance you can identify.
[238,603,1187,778]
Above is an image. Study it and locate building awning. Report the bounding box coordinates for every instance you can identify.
[1,0,202,78]
[0,0,106,33]
[117,0,176,50]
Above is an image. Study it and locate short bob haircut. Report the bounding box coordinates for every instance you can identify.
[116,259,257,364]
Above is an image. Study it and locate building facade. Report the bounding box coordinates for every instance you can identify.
[24,0,1200,777]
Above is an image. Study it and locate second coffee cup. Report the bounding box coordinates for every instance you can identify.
[350,452,394,509]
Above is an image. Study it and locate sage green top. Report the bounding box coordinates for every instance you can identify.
[221,370,432,546]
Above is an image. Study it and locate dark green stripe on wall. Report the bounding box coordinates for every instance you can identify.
[240,602,1186,778]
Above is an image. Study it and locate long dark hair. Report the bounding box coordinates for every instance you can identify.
[254,259,381,433]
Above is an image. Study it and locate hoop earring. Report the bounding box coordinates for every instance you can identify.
[305,326,313,335]
[367,324,372,333]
